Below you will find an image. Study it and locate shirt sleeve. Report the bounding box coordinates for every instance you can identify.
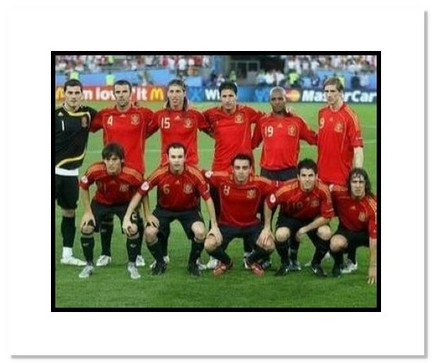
[138,168,160,196]
[319,183,335,219]
[265,186,283,209]
[299,117,317,145]
[195,110,212,134]
[146,110,159,137]
[79,170,93,190]
[247,106,264,124]
[251,117,263,149]
[203,170,221,188]
[138,180,151,196]
[346,108,364,148]
[367,197,377,239]
[90,110,103,133]
[195,175,211,201]
[89,107,98,121]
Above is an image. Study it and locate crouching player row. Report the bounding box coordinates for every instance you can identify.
[78,143,144,279]
[330,168,377,284]
[260,160,377,284]
[261,158,334,277]
[122,143,221,277]
[203,153,278,276]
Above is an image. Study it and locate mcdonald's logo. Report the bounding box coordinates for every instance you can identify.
[149,87,165,101]
[56,86,65,101]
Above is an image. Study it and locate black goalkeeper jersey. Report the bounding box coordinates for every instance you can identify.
[55,105,97,170]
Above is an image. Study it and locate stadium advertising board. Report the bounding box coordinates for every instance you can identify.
[55,85,377,104]
[55,86,166,102]
[187,87,377,104]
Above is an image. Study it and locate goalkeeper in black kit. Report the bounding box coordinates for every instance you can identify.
[55,79,97,266]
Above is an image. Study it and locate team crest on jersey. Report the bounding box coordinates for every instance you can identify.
[319,118,325,129]
[310,199,319,208]
[223,185,230,195]
[119,184,129,192]
[234,114,244,124]
[81,116,88,128]
[295,201,304,210]
[288,125,297,136]
[131,114,140,125]
[246,189,256,199]
[183,183,193,194]
[184,118,193,128]
[334,122,343,133]
[358,212,367,222]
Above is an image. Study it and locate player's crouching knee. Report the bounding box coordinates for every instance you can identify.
[191,222,206,242]
[204,235,218,252]
[81,224,94,236]
[275,228,290,244]
[144,226,158,244]
[257,233,275,253]
[330,235,347,252]
[317,225,332,241]
[125,224,139,239]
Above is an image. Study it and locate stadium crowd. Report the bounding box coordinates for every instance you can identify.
[55,55,377,89]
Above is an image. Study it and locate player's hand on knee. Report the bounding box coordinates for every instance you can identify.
[207,226,222,244]
[80,212,95,230]
[80,216,95,234]
[258,230,275,250]
[122,220,133,234]
[125,223,138,237]
[257,229,274,250]
[146,214,159,229]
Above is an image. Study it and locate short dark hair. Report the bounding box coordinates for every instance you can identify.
[113,79,132,92]
[102,143,125,160]
[165,79,188,110]
[166,142,186,155]
[323,77,344,92]
[219,81,238,95]
[297,158,317,175]
[64,79,83,92]
[231,153,252,166]
[348,168,373,196]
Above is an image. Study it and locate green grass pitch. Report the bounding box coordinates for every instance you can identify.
[54,101,378,309]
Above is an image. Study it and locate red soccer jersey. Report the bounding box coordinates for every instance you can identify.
[149,108,210,166]
[266,179,334,220]
[205,171,277,227]
[252,112,317,170]
[80,162,143,205]
[203,105,263,171]
[91,105,154,174]
[138,164,210,211]
[317,103,364,186]
[332,186,377,239]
